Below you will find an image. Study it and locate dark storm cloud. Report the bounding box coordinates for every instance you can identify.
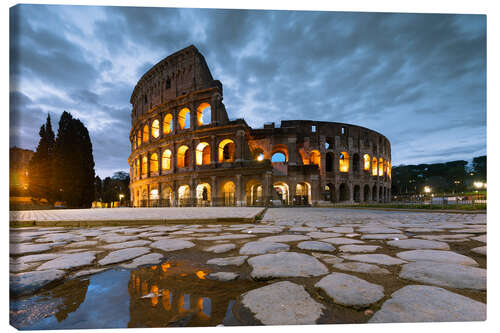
[10,5,486,177]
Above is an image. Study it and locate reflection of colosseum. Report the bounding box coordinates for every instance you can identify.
[128,45,391,207]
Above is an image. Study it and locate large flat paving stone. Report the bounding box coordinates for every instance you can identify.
[150,239,195,252]
[102,240,151,250]
[471,235,486,243]
[471,246,486,256]
[333,262,390,275]
[396,250,478,266]
[239,241,290,255]
[207,272,239,281]
[206,256,248,267]
[248,252,328,279]
[198,234,256,241]
[361,234,408,240]
[342,254,407,266]
[98,247,151,266]
[307,232,342,239]
[358,227,402,234]
[204,243,237,253]
[258,235,311,243]
[369,285,486,323]
[312,253,344,264]
[297,241,335,252]
[97,234,139,243]
[239,281,325,325]
[387,239,450,250]
[339,245,380,253]
[322,237,364,245]
[315,272,385,308]
[120,253,164,269]
[322,227,354,233]
[10,269,65,296]
[10,243,53,255]
[35,233,86,243]
[15,253,62,264]
[399,261,486,290]
[66,240,98,248]
[36,252,97,270]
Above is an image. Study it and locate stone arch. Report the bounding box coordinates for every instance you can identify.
[353,184,360,202]
[245,179,263,206]
[161,185,173,206]
[143,124,149,143]
[178,185,190,206]
[353,153,360,173]
[141,156,148,176]
[163,113,173,134]
[253,147,265,161]
[178,107,191,130]
[339,183,349,202]
[218,139,235,162]
[363,154,371,171]
[151,119,160,138]
[137,129,142,146]
[295,182,311,205]
[196,183,211,206]
[309,150,321,167]
[372,157,378,176]
[196,102,211,126]
[325,183,336,202]
[273,182,289,205]
[271,145,288,162]
[150,153,159,173]
[162,149,172,170]
[372,185,378,202]
[363,184,370,202]
[195,142,211,165]
[221,180,236,206]
[177,145,190,168]
[325,152,334,172]
[379,158,384,176]
[379,186,383,202]
[339,152,349,173]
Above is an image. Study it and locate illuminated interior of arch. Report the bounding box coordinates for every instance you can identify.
[143,124,149,143]
[196,102,211,126]
[141,156,148,175]
[195,142,211,165]
[339,151,349,172]
[178,107,191,130]
[372,156,378,176]
[161,186,173,200]
[137,130,142,147]
[218,139,235,162]
[150,153,158,173]
[151,119,160,138]
[309,150,321,167]
[379,157,384,176]
[253,148,264,161]
[163,114,173,134]
[388,162,392,179]
[150,188,159,200]
[196,183,211,202]
[177,145,190,168]
[178,185,190,200]
[273,182,289,203]
[363,154,371,171]
[162,149,172,170]
[383,160,387,175]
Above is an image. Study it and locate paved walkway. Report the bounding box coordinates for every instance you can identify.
[10,208,486,326]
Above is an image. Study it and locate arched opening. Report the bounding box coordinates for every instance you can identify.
[339,183,349,202]
[363,154,371,171]
[271,152,286,162]
[178,107,191,130]
[325,152,334,172]
[383,187,387,203]
[151,119,160,138]
[325,183,336,202]
[143,124,149,143]
[163,114,173,134]
[141,156,148,176]
[253,148,265,161]
[363,185,370,202]
[271,145,288,162]
[295,182,311,206]
[178,185,191,206]
[133,135,137,150]
[197,102,211,126]
[196,183,211,206]
[177,145,190,168]
[339,152,349,172]
[353,185,360,202]
[221,181,235,206]
[245,180,263,206]
[273,182,289,205]
[141,190,147,207]
[150,153,158,173]
[372,157,378,176]
[161,186,173,207]
[150,188,159,207]
[372,185,377,202]
[379,158,384,176]
[387,162,392,179]
[353,154,360,172]
[137,130,142,147]
[162,149,172,170]
[218,139,235,162]
[196,142,211,165]
[383,160,388,175]
[135,159,140,178]
[309,150,321,168]
[135,190,140,207]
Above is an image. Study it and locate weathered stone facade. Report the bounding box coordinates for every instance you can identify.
[128,45,391,207]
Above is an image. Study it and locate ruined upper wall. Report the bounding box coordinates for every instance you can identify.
[130,45,219,120]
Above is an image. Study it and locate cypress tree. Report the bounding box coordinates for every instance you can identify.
[28,114,55,202]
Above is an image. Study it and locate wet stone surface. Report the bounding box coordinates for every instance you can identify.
[10,208,486,328]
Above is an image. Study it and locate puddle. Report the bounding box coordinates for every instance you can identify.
[10,260,260,329]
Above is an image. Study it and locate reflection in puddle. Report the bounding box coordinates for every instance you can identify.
[10,260,258,329]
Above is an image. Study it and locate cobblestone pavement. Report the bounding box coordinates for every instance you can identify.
[10,208,486,327]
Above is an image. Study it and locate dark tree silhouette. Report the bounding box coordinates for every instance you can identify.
[28,114,55,202]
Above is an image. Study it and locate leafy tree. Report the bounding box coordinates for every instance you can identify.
[94,176,103,202]
[101,171,130,204]
[28,114,55,202]
[52,111,95,207]
[472,156,486,180]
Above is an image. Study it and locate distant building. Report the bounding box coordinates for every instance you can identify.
[10,146,34,195]
[128,45,391,207]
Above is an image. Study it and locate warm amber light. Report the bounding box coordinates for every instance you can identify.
[378,158,384,176]
[372,157,378,176]
[196,142,210,165]
[162,149,172,170]
[143,124,149,143]
[197,102,211,126]
[177,145,190,168]
[363,154,370,171]
[218,139,235,162]
[195,270,207,279]
[310,150,321,167]
[178,107,190,130]
[152,119,160,138]
[339,152,349,172]
[163,114,173,134]
[150,153,158,173]
[161,262,171,273]
[151,285,159,306]
[141,156,148,175]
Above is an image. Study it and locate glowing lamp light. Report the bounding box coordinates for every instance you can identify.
[424,186,431,194]
[474,181,484,189]
[119,194,125,200]
[257,153,264,161]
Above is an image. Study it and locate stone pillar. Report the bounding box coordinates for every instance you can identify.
[172,142,177,172]
[310,175,320,205]
[158,182,162,203]
[210,95,218,126]
[263,172,272,205]
[159,112,164,139]
[211,135,217,164]
[287,137,297,166]
[173,108,178,134]
[211,176,217,206]
[139,156,143,179]
[190,103,197,130]
[190,177,196,205]
[349,183,354,202]
[147,184,150,207]
[288,177,297,206]
[172,181,177,207]
[189,141,195,170]
[146,152,151,178]
[235,130,245,162]
[157,148,162,175]
[235,174,243,206]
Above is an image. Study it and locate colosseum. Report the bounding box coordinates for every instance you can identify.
[128,45,391,207]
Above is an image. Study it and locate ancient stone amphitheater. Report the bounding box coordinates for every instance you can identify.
[128,45,391,207]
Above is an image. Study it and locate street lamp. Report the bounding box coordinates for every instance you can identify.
[473,181,484,189]
[424,186,431,194]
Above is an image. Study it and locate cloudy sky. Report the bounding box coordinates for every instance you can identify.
[10,4,486,177]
